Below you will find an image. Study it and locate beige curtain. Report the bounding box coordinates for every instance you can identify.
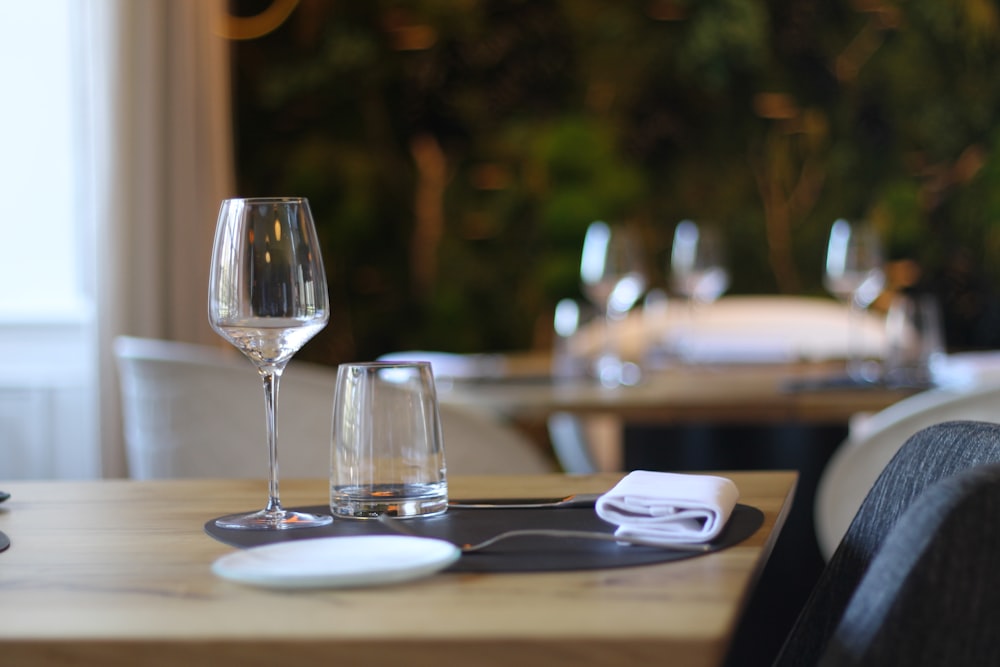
[84,0,235,476]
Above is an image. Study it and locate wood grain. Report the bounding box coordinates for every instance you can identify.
[0,473,796,667]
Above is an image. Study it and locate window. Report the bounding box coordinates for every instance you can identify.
[0,0,99,478]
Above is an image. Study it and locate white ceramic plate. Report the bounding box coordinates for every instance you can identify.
[212,535,461,589]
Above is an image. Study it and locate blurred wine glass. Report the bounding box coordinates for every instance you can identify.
[580,220,647,387]
[668,220,729,358]
[823,218,886,383]
[884,291,945,388]
[670,220,730,304]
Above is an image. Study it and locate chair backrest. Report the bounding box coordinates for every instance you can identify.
[776,420,1000,666]
[114,336,556,479]
[376,349,603,473]
[818,462,1000,666]
[815,384,1000,559]
[546,411,600,474]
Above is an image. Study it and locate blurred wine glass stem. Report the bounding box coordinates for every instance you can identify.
[847,292,881,383]
[595,306,640,387]
[674,297,696,358]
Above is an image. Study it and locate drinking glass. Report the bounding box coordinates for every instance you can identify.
[208,197,332,530]
[330,361,448,519]
[670,220,730,304]
[884,291,945,387]
[579,221,647,387]
[668,220,729,358]
[823,218,886,382]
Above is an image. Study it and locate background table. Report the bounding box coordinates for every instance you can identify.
[0,472,795,667]
[439,356,915,426]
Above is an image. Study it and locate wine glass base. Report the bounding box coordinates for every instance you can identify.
[592,354,642,388]
[215,508,333,530]
[847,359,882,385]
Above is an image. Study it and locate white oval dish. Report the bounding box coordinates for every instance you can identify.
[212,535,461,589]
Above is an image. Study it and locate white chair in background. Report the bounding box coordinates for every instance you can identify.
[815,382,1000,560]
[377,349,603,473]
[114,336,556,479]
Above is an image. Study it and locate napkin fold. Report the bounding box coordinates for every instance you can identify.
[595,470,739,545]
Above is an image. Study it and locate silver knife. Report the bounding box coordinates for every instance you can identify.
[448,492,602,509]
[1,491,11,552]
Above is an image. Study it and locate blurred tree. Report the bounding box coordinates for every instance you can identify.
[228,0,1000,362]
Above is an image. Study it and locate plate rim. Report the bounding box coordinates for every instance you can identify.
[212,534,462,589]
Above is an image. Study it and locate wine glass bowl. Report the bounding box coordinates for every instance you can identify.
[670,220,730,304]
[580,221,647,316]
[823,219,885,308]
[208,197,332,530]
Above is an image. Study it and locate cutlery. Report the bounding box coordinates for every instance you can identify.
[376,513,709,553]
[1,491,10,552]
[447,492,602,510]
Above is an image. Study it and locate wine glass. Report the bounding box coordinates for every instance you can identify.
[580,220,647,387]
[670,220,729,304]
[208,197,333,530]
[823,218,886,383]
[668,220,729,358]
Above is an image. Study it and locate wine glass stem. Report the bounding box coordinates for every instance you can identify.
[601,308,614,359]
[594,306,624,387]
[672,297,697,359]
[847,294,861,380]
[847,294,867,381]
[260,367,284,514]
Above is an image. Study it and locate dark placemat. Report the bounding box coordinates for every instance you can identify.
[205,504,763,572]
[781,374,931,393]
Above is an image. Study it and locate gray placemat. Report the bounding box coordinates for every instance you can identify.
[205,504,763,572]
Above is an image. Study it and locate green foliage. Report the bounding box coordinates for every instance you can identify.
[231,0,1000,360]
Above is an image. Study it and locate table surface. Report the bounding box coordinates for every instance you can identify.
[439,355,916,425]
[0,472,796,667]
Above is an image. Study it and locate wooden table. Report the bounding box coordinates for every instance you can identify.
[0,472,796,667]
[437,358,916,471]
[439,356,916,426]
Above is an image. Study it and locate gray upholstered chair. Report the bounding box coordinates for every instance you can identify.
[818,461,1000,666]
[815,384,1000,559]
[773,420,1000,666]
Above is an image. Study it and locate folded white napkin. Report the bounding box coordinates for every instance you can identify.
[677,334,795,365]
[595,470,739,545]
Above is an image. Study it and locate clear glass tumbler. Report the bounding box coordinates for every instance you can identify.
[330,361,448,519]
[884,292,945,388]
